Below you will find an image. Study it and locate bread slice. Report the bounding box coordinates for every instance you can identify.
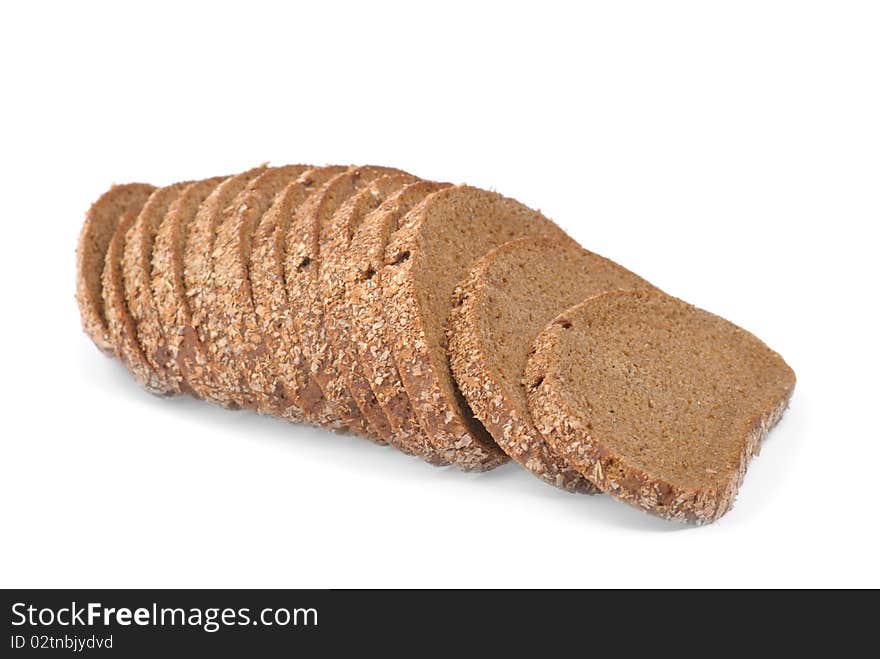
[77,183,155,354]
[382,186,568,471]
[204,165,310,409]
[284,165,408,434]
[525,290,796,523]
[316,174,418,443]
[152,176,228,397]
[248,165,348,419]
[102,209,145,375]
[182,166,266,406]
[121,181,192,394]
[448,236,656,492]
[344,181,452,463]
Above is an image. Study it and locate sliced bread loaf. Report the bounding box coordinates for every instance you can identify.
[344,181,452,463]
[152,176,228,397]
[182,166,266,405]
[122,181,192,394]
[316,174,418,444]
[248,166,348,419]
[381,186,567,471]
[448,236,656,492]
[204,165,309,409]
[283,165,408,434]
[525,290,796,522]
[77,183,155,354]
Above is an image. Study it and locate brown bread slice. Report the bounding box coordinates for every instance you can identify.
[316,173,418,443]
[344,181,452,463]
[382,186,568,471]
[204,165,310,409]
[121,181,192,394]
[182,166,266,405]
[284,165,408,434]
[248,165,348,420]
[525,290,796,523]
[448,236,656,492]
[77,183,155,354]
[102,209,145,375]
[152,176,228,397]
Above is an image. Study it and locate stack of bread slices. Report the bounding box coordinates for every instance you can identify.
[76,164,795,523]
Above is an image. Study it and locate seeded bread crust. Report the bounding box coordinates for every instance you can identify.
[525,290,796,523]
[77,183,155,354]
[283,165,407,434]
[317,174,418,444]
[248,166,348,420]
[103,209,147,376]
[448,236,658,492]
[121,181,192,394]
[381,185,567,471]
[344,181,452,463]
[152,177,228,397]
[182,166,266,406]
[205,165,310,409]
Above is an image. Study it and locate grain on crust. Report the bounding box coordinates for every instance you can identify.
[182,166,266,406]
[122,181,192,394]
[525,290,796,523]
[204,165,310,409]
[344,181,452,463]
[248,165,348,420]
[283,165,408,435]
[317,174,418,445]
[77,183,155,354]
[381,185,568,471]
[152,176,228,397]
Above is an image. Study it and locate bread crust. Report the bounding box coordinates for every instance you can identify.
[448,236,655,492]
[248,166,348,420]
[181,166,266,406]
[205,165,310,409]
[381,186,566,471]
[103,209,145,375]
[525,290,796,523]
[122,181,192,394]
[344,181,452,463]
[77,183,155,354]
[152,177,228,397]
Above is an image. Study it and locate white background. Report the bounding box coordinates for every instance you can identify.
[1,1,878,588]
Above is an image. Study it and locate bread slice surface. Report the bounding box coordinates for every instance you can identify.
[525,290,796,522]
[448,235,655,491]
[381,185,567,471]
[77,183,155,354]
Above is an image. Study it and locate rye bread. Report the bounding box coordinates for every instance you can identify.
[152,176,228,397]
[283,165,408,434]
[525,290,796,523]
[316,174,418,444]
[204,165,310,409]
[382,186,568,471]
[448,236,657,492]
[182,166,266,405]
[248,165,348,420]
[121,181,193,394]
[76,183,155,354]
[344,181,452,463]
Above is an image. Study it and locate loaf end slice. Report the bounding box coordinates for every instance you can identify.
[77,183,155,354]
[525,290,796,523]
